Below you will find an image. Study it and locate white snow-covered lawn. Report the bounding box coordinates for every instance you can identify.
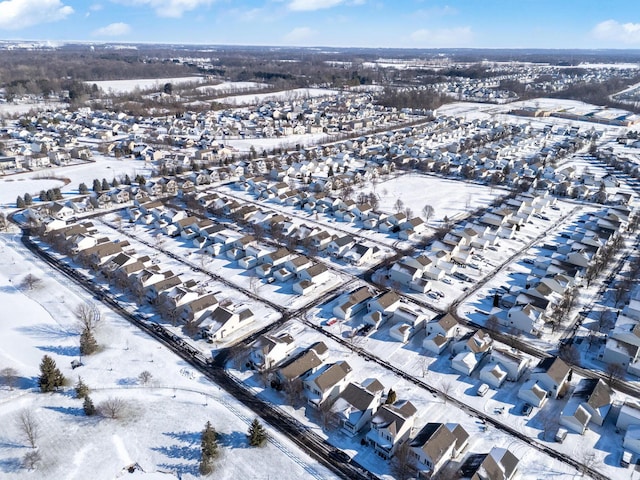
[0,232,337,480]
[88,77,205,95]
[217,88,339,106]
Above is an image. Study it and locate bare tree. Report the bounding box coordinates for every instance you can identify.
[0,366,19,390]
[20,274,42,291]
[75,301,101,333]
[138,371,153,386]
[22,450,41,470]
[284,377,304,408]
[605,362,625,388]
[317,398,339,431]
[16,410,39,449]
[389,441,417,480]
[440,380,453,404]
[558,343,580,366]
[99,397,126,419]
[596,309,616,334]
[422,204,434,222]
[394,198,404,213]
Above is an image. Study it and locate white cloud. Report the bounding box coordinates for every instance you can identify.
[283,26,315,43]
[288,0,344,11]
[112,0,216,18]
[93,22,131,36]
[415,5,457,18]
[410,26,472,47]
[592,20,640,45]
[0,0,73,30]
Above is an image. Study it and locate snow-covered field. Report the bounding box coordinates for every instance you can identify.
[0,102,65,117]
[217,88,339,106]
[0,232,338,480]
[196,81,269,93]
[0,156,152,207]
[89,77,204,95]
[359,173,506,226]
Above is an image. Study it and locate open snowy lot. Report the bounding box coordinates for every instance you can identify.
[88,77,205,95]
[0,232,338,480]
[0,102,65,117]
[216,88,339,106]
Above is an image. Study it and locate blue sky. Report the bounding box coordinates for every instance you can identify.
[0,0,639,49]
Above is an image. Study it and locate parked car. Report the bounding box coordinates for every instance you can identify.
[521,403,533,416]
[477,383,489,397]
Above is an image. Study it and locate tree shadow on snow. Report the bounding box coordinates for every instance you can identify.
[0,456,22,473]
[157,462,199,477]
[37,345,80,357]
[17,323,77,340]
[217,431,249,449]
[44,405,85,417]
[163,431,200,444]
[117,377,139,386]
[153,430,201,477]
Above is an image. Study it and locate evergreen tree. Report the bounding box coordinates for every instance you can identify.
[79,327,98,356]
[45,190,54,201]
[101,178,110,191]
[385,388,397,405]
[75,377,89,399]
[123,174,131,185]
[52,187,62,200]
[199,421,218,475]
[24,193,32,205]
[79,183,88,194]
[38,355,65,393]
[92,179,101,192]
[83,396,96,416]
[135,174,146,185]
[247,418,267,447]
[16,196,25,208]
[39,190,47,202]
[111,178,118,188]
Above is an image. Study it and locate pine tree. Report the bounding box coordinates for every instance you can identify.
[75,377,89,399]
[79,328,98,356]
[247,418,267,447]
[111,178,118,188]
[24,193,32,205]
[52,187,62,200]
[83,396,96,416]
[38,355,65,393]
[92,179,101,192]
[123,174,131,185]
[385,388,396,405]
[16,196,25,208]
[39,190,47,202]
[79,183,88,194]
[101,178,110,191]
[199,421,218,475]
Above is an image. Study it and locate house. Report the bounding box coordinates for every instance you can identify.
[533,356,571,398]
[389,323,413,343]
[468,447,519,480]
[333,286,373,320]
[327,235,356,257]
[250,332,295,371]
[479,363,508,389]
[276,341,329,385]
[617,402,640,431]
[410,423,469,477]
[423,314,459,355]
[564,378,613,427]
[506,303,545,334]
[488,348,529,381]
[451,330,493,376]
[366,400,418,459]
[623,426,640,456]
[177,293,219,323]
[199,306,254,341]
[331,379,385,436]
[367,291,401,317]
[559,403,592,435]
[145,275,183,304]
[303,360,352,407]
[517,379,548,408]
[343,244,380,266]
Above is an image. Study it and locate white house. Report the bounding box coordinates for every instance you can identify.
[199,306,254,341]
[303,360,352,408]
[331,378,385,436]
[410,423,469,478]
[366,400,417,459]
[250,332,295,371]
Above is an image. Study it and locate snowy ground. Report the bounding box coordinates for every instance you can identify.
[196,81,269,94]
[88,77,205,95]
[0,231,338,480]
[0,156,153,208]
[0,102,65,117]
[216,88,339,107]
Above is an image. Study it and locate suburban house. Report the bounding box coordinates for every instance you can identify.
[333,286,374,320]
[560,378,613,428]
[303,360,353,408]
[409,423,469,478]
[177,293,219,323]
[487,348,530,381]
[451,330,493,376]
[423,313,459,354]
[199,306,254,341]
[331,378,385,436]
[276,342,329,386]
[465,447,519,480]
[250,332,296,371]
[532,356,571,398]
[617,402,640,431]
[366,400,418,459]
